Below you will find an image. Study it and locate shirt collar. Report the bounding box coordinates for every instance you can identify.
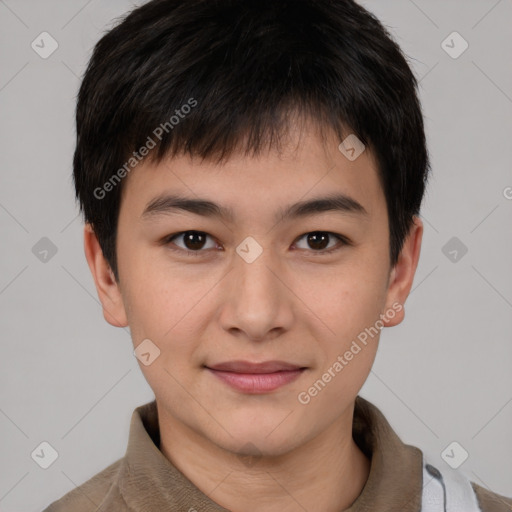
[117,395,423,511]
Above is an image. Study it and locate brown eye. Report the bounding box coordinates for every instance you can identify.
[294,231,348,254]
[307,232,330,250]
[166,231,217,254]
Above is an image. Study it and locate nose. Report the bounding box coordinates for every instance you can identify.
[218,241,295,342]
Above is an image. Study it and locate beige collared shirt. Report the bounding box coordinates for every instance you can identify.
[43,396,512,511]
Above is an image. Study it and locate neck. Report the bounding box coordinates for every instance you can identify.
[158,403,371,512]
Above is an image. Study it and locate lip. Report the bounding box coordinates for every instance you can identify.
[208,360,303,373]
[205,360,306,393]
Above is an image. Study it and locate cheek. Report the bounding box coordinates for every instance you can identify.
[295,259,388,339]
[123,268,207,400]
[301,286,383,408]
[122,258,216,364]
[120,262,183,341]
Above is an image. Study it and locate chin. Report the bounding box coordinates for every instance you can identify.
[212,418,310,459]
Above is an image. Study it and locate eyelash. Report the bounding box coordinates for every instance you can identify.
[162,230,350,257]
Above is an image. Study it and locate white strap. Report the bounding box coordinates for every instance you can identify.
[421,456,482,512]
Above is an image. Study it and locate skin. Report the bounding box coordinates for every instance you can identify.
[84,119,423,512]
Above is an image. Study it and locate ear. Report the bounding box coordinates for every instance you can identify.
[83,224,128,328]
[382,215,423,327]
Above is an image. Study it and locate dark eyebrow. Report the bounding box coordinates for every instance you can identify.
[141,193,368,223]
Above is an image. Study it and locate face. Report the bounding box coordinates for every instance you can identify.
[85,121,422,457]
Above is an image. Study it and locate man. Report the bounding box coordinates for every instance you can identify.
[44,0,512,510]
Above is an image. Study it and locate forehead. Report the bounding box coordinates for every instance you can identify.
[120,123,385,224]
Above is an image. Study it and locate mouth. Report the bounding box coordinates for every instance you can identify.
[204,360,307,394]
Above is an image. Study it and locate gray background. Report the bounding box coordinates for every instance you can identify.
[1,0,511,510]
